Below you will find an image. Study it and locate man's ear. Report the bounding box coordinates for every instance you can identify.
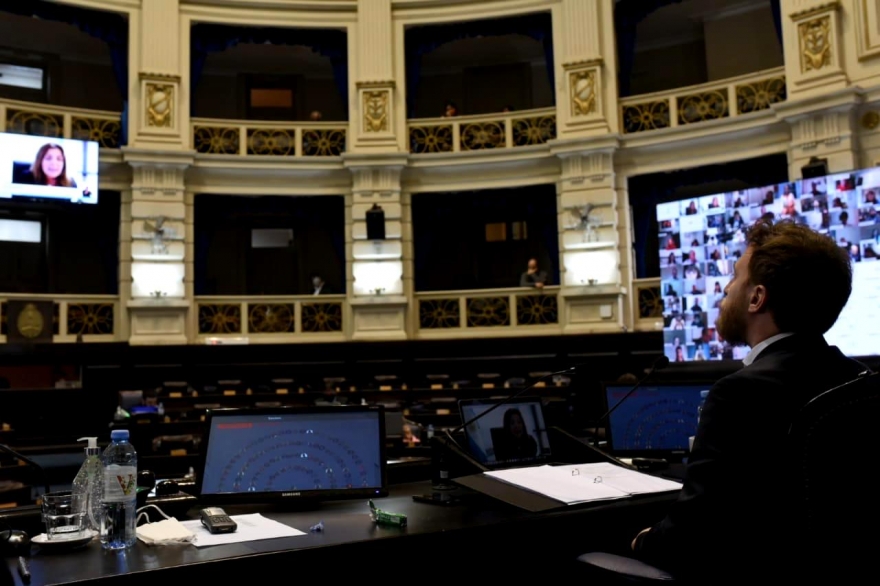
[748,284,768,313]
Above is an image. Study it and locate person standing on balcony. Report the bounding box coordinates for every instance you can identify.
[442,101,458,118]
[520,258,548,289]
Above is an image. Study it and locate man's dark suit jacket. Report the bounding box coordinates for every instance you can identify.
[632,334,866,583]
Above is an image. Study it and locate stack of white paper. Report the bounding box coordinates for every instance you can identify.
[484,462,681,505]
[180,513,306,547]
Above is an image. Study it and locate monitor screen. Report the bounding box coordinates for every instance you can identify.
[459,398,551,467]
[657,166,880,362]
[604,384,710,455]
[197,406,387,503]
[0,132,99,204]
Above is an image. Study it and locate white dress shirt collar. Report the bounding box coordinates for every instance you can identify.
[742,332,794,366]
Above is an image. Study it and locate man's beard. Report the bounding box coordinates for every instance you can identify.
[716,291,749,346]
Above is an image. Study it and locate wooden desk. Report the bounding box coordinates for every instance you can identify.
[2,482,676,585]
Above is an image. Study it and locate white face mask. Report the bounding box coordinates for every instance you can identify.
[137,517,195,545]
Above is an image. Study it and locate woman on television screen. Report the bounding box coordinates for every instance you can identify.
[494,408,538,461]
[19,143,82,189]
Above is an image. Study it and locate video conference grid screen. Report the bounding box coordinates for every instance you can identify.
[657,167,880,362]
[200,411,384,495]
[460,399,551,466]
[0,132,99,204]
[605,385,709,453]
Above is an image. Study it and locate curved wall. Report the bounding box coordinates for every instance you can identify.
[0,0,878,345]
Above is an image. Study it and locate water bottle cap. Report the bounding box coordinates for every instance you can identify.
[110,429,130,441]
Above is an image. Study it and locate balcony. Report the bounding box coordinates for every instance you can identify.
[0,98,122,148]
[194,296,347,342]
[191,118,347,157]
[0,295,119,343]
[415,287,561,336]
[619,67,786,135]
[408,107,556,154]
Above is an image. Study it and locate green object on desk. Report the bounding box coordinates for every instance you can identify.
[369,500,407,527]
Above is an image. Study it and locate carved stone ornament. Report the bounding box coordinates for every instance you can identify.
[363,90,389,133]
[862,111,880,130]
[799,16,832,73]
[16,303,44,339]
[570,70,597,117]
[146,83,174,128]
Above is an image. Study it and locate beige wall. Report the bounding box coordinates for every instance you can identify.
[703,5,783,81]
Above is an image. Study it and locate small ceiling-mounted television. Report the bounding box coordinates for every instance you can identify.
[656,166,880,362]
[196,405,388,504]
[0,132,99,205]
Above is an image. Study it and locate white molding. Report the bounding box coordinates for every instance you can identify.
[392,0,556,24]
[180,3,356,25]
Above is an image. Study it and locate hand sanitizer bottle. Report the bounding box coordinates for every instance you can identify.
[71,437,104,533]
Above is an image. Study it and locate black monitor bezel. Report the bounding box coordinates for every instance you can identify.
[196,405,388,504]
[601,382,711,459]
[457,396,551,468]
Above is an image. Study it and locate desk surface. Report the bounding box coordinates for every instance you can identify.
[3,482,677,585]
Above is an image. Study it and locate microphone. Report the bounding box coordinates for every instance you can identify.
[0,444,50,496]
[592,356,670,446]
[448,365,577,440]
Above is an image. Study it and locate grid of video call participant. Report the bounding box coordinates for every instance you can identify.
[657,169,880,363]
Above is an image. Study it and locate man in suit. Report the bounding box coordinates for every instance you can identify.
[520,258,549,289]
[630,220,866,583]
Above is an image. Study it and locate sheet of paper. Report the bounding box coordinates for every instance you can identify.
[552,463,682,495]
[180,513,306,547]
[484,462,681,505]
[485,465,628,505]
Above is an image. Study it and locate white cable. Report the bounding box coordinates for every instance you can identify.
[136,504,173,525]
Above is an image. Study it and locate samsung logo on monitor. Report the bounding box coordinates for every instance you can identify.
[281,492,301,497]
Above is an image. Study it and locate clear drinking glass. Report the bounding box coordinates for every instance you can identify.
[41,491,85,540]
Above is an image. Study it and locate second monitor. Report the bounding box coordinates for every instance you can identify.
[603,384,710,458]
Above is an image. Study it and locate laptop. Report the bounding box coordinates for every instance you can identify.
[458,397,553,469]
[603,383,710,461]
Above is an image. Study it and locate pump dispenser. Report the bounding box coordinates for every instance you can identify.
[72,436,104,532]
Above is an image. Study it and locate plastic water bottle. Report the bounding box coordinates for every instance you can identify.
[100,429,137,550]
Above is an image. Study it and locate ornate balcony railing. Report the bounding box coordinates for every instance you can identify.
[194,296,347,338]
[0,98,122,148]
[408,107,556,154]
[619,67,786,135]
[0,294,120,342]
[415,287,561,332]
[191,118,347,157]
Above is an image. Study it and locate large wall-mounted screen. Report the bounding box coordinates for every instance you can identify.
[0,132,99,204]
[657,167,880,362]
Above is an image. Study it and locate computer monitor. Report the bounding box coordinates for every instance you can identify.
[196,405,387,504]
[458,397,551,468]
[603,384,711,457]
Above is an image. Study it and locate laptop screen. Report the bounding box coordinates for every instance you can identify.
[197,406,387,503]
[603,384,710,456]
[459,397,551,468]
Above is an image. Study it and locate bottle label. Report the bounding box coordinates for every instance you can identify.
[104,465,137,502]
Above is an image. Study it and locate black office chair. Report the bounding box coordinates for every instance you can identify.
[575,370,880,583]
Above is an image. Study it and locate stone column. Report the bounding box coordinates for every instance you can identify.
[345,158,409,340]
[555,0,618,137]
[123,0,194,344]
[352,0,399,153]
[780,0,848,100]
[554,145,628,334]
